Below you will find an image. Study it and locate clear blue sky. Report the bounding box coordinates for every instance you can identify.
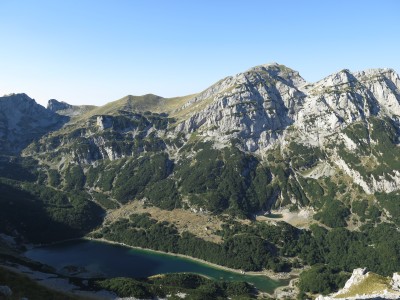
[1,0,399,106]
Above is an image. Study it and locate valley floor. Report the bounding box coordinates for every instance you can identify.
[104,201,226,244]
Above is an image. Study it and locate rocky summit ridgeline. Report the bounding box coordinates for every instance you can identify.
[174,64,400,153]
[1,63,400,211]
[3,64,400,154]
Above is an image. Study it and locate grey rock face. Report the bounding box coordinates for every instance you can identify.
[47,99,72,112]
[173,64,400,154]
[391,273,400,291]
[47,99,96,117]
[0,93,68,154]
[343,268,369,290]
[297,68,400,142]
[175,63,307,151]
[170,64,400,195]
[96,116,113,131]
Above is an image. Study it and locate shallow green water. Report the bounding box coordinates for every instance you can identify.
[25,239,286,293]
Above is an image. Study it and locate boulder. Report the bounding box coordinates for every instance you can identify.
[0,285,12,297]
[391,272,400,291]
[343,268,368,290]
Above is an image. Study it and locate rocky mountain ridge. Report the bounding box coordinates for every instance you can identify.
[4,63,399,156]
[175,64,400,153]
[2,63,400,299]
[174,63,307,151]
[2,63,400,213]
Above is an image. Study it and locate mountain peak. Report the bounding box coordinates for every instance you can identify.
[124,94,163,103]
[0,94,48,115]
[0,93,37,106]
[314,68,400,89]
[244,62,307,88]
[0,93,68,154]
[47,99,73,112]
[314,69,356,88]
[354,67,399,82]
[246,62,289,72]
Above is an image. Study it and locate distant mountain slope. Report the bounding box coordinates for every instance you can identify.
[47,98,97,117]
[71,93,196,123]
[15,63,400,220]
[0,94,68,154]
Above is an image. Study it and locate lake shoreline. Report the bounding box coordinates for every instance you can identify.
[84,236,292,282]
[26,236,296,296]
[27,236,295,282]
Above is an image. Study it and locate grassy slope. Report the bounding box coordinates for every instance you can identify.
[73,93,197,120]
[335,273,398,298]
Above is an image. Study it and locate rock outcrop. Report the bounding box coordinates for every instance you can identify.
[47,98,97,117]
[316,269,400,300]
[47,99,72,112]
[175,63,307,152]
[172,64,400,156]
[96,116,113,131]
[391,273,400,291]
[343,268,369,291]
[0,285,12,297]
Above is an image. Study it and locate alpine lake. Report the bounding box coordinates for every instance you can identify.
[25,239,287,293]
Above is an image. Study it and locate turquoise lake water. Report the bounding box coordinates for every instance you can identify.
[24,239,286,293]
